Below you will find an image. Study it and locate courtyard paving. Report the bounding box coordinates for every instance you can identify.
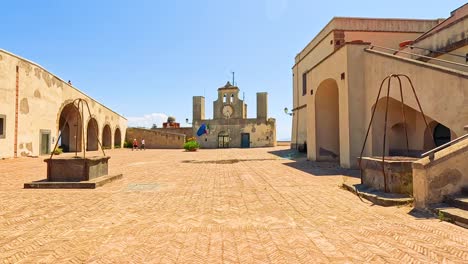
[1,146,467,263]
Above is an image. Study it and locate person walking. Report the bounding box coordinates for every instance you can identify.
[132,138,138,151]
[140,139,145,150]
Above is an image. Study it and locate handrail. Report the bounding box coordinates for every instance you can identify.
[408,45,468,61]
[368,45,468,69]
[420,133,468,158]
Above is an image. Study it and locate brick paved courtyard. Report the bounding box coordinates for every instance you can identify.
[1,146,467,263]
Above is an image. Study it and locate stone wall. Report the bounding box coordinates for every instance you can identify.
[192,118,276,149]
[152,127,193,139]
[0,49,127,158]
[413,137,468,208]
[126,128,185,149]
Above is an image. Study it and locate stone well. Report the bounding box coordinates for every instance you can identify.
[358,156,417,194]
[45,156,110,182]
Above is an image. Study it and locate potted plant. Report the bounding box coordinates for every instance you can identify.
[184,137,200,151]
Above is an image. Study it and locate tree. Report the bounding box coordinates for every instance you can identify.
[151,124,158,130]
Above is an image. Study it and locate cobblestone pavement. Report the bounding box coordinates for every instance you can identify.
[1,147,467,263]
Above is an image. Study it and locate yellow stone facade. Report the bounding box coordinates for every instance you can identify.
[291,6,468,168]
[0,49,127,158]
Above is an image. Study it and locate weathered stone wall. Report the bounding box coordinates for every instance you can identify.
[126,128,185,149]
[192,118,276,148]
[0,49,127,158]
[152,127,193,139]
[413,138,468,209]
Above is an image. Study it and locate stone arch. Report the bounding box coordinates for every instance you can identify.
[315,78,339,161]
[58,102,82,152]
[102,124,112,149]
[86,117,99,151]
[114,127,122,148]
[371,96,438,157]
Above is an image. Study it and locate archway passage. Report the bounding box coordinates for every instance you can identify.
[433,123,451,147]
[114,128,122,148]
[58,103,82,152]
[315,79,340,161]
[87,118,99,151]
[372,97,442,157]
[102,125,112,149]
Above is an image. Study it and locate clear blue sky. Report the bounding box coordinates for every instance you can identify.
[1,0,465,140]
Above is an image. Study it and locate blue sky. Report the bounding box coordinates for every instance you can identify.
[1,0,465,140]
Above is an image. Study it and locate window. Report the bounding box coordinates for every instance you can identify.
[302,72,307,96]
[223,94,227,103]
[231,94,234,103]
[0,115,5,138]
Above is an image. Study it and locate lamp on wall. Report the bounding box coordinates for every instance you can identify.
[284,107,293,116]
[185,118,192,125]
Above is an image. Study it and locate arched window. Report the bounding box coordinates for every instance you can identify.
[231,94,234,103]
[223,94,227,103]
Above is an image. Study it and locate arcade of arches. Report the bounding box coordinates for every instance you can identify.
[58,103,123,152]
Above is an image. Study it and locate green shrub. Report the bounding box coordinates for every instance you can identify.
[123,141,133,148]
[114,144,121,149]
[53,147,63,155]
[183,140,200,151]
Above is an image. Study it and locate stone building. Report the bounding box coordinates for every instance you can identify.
[192,82,276,148]
[291,4,468,168]
[0,49,127,158]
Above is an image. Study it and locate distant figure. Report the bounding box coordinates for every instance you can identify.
[140,139,145,150]
[132,138,138,151]
[68,80,72,85]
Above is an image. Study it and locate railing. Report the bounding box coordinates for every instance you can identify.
[368,45,468,69]
[420,133,468,158]
[407,45,468,62]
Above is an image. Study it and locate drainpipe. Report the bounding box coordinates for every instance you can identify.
[14,66,19,158]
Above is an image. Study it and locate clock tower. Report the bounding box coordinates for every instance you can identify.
[191,81,275,149]
[213,82,246,120]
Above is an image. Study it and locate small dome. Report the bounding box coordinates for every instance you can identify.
[167,116,176,123]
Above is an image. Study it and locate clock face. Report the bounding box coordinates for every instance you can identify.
[222,105,234,118]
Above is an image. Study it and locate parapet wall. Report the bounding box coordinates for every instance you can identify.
[413,137,468,208]
[152,127,193,139]
[126,128,185,149]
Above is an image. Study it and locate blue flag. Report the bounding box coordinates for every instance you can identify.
[196,123,207,137]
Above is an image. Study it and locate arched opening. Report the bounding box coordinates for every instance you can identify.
[58,103,82,152]
[87,118,99,151]
[433,123,451,147]
[388,123,409,156]
[114,128,122,148]
[371,97,437,157]
[102,124,112,149]
[315,79,339,161]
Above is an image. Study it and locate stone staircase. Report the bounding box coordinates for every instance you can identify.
[431,186,468,228]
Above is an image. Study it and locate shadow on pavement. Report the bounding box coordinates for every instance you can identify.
[268,149,360,177]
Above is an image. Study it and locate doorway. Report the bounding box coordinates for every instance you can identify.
[218,131,230,148]
[40,130,51,155]
[241,133,250,148]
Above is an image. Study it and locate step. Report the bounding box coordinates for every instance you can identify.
[431,204,468,229]
[445,195,468,211]
[24,174,123,189]
[342,182,413,207]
